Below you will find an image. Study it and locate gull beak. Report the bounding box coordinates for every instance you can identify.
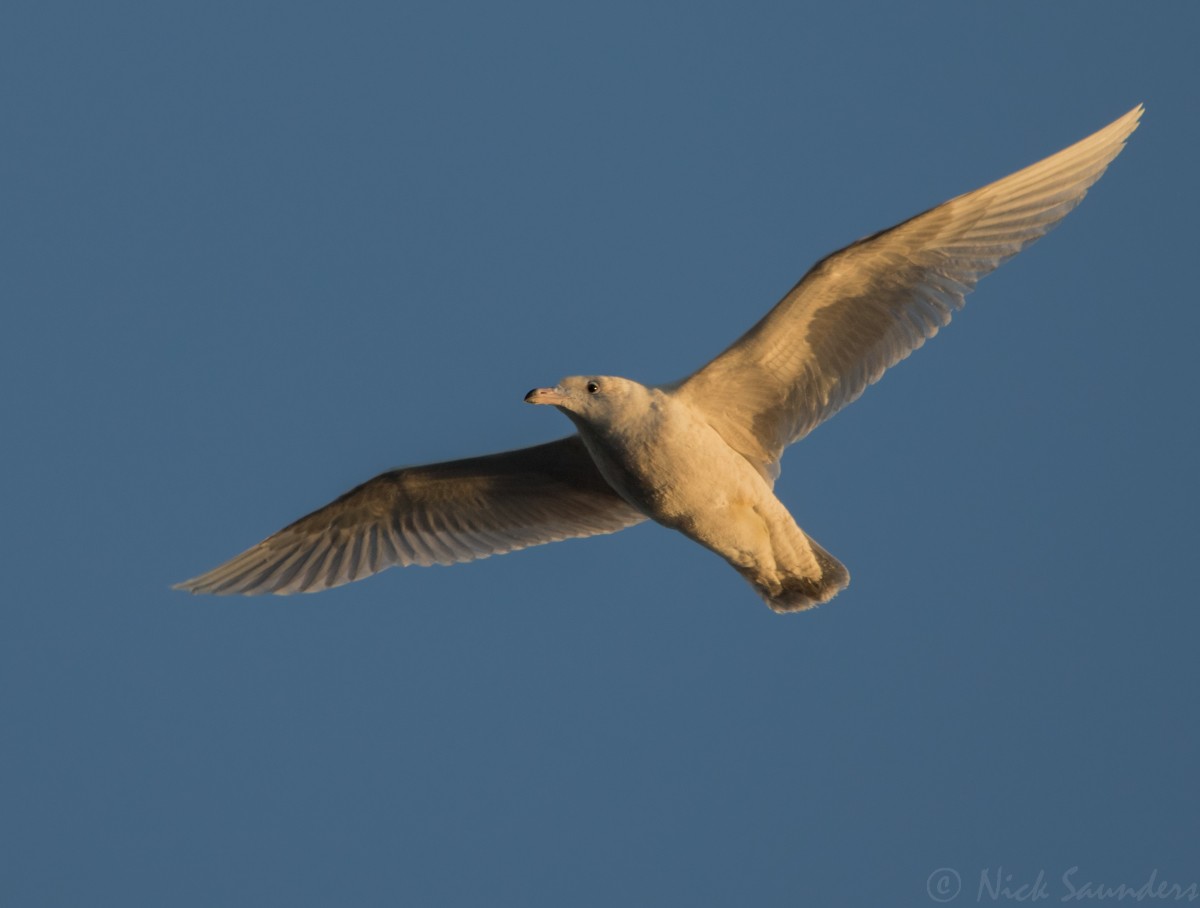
[524,386,568,406]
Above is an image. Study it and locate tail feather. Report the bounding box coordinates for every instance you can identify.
[754,534,850,613]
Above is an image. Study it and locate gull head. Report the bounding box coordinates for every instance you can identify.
[524,375,651,429]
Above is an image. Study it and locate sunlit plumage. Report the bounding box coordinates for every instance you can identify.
[177,105,1141,610]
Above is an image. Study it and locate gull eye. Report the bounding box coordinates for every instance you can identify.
[586,381,600,394]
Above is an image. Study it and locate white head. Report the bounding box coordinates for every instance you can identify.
[524,375,652,432]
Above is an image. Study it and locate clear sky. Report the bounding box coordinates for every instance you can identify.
[3,2,1197,905]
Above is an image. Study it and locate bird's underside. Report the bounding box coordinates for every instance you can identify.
[176,105,1141,611]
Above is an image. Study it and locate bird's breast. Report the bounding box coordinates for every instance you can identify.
[575,401,768,528]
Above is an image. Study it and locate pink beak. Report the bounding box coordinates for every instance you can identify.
[524,386,568,406]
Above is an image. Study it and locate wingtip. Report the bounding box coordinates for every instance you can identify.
[1105,103,1144,160]
[1114,102,1144,138]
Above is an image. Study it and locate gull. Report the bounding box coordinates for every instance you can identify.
[176,105,1141,611]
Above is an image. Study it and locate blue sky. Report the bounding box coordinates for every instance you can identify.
[3,2,1197,905]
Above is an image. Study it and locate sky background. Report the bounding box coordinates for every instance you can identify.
[3,2,1198,906]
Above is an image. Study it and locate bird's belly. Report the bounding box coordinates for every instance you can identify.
[579,417,768,533]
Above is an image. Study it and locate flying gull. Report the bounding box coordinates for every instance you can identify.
[177,105,1142,611]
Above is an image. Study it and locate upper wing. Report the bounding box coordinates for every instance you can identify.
[672,105,1142,475]
[175,435,645,595]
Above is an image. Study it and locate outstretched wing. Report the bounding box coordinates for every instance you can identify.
[672,105,1141,475]
[176,435,645,595]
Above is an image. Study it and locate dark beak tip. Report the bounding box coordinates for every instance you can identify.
[524,388,538,403]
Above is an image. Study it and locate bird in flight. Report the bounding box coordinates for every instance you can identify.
[177,105,1141,611]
